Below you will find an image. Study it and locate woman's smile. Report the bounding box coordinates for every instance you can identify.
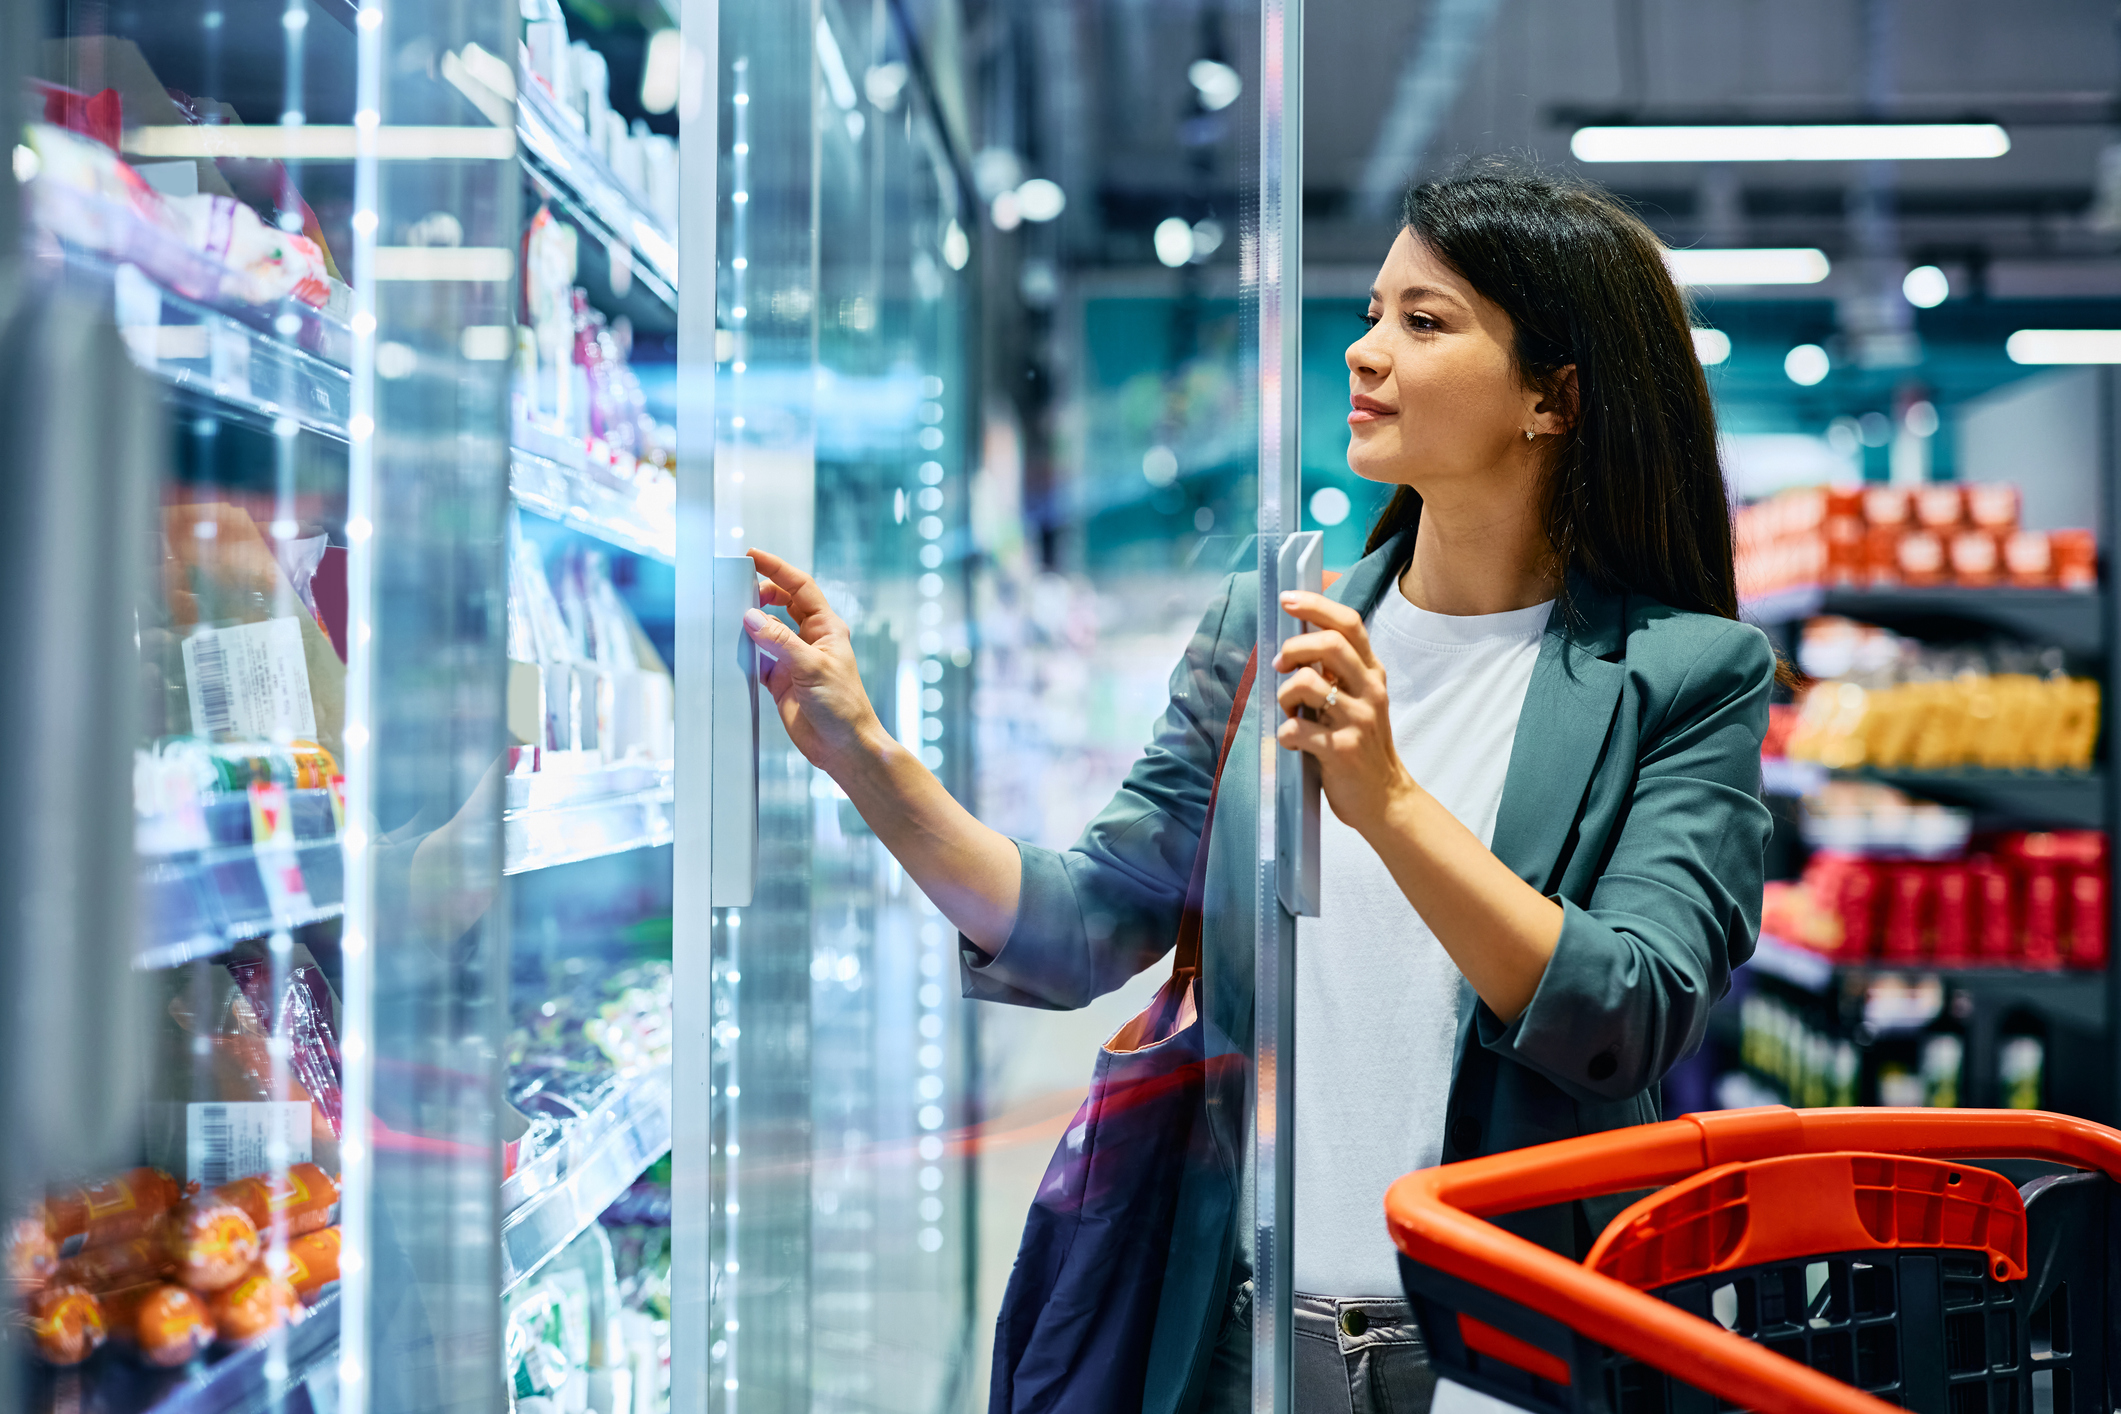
[1347,392,1396,425]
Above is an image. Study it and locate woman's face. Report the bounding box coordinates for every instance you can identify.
[1344,228,1555,498]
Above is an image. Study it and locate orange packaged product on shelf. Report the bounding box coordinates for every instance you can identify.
[213,1163,339,1238]
[1947,528,2000,586]
[1861,485,1912,526]
[282,1226,340,1301]
[44,1167,183,1245]
[56,1233,173,1292]
[1894,529,1947,587]
[2001,528,2054,586]
[1913,483,1965,530]
[2051,527,2097,589]
[207,1266,300,1343]
[30,1284,106,1365]
[1863,523,1901,586]
[1966,482,2021,529]
[165,1200,260,1292]
[8,1216,59,1294]
[129,1283,216,1367]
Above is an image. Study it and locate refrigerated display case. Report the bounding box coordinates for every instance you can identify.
[5,0,684,1411]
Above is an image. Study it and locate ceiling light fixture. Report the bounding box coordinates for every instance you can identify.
[1665,248,1830,286]
[1572,123,2009,163]
[2006,330,2121,364]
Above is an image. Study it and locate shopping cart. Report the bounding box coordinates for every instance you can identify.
[1387,1106,2119,1414]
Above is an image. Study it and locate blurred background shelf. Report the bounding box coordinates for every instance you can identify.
[1744,584,2105,656]
[500,1066,671,1291]
[515,75,678,308]
[1762,758,2103,827]
[503,764,675,874]
[510,449,677,564]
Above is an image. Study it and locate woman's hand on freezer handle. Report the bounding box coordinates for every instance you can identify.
[1273,591,1416,835]
[744,548,886,769]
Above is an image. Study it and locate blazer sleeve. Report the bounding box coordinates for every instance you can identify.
[1477,620,1774,1103]
[959,575,1247,1010]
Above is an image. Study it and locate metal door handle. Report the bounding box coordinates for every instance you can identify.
[1275,531,1322,917]
[712,556,760,906]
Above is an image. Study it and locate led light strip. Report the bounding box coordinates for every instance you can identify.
[336,4,384,1413]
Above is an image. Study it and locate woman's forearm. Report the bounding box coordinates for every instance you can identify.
[827,723,1024,953]
[1364,781,1563,1023]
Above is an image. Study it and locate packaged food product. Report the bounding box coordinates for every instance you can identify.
[2067,868,2108,967]
[2001,530,2053,586]
[207,1266,300,1343]
[1965,482,2021,529]
[283,1225,341,1301]
[132,1283,215,1367]
[8,1217,60,1294]
[165,1200,260,1292]
[211,1162,338,1238]
[2051,528,2097,590]
[1947,529,1999,586]
[44,1167,183,1244]
[1913,484,1964,529]
[56,1233,172,1291]
[31,1285,106,1365]
[1895,529,1946,587]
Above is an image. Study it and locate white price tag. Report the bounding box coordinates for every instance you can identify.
[181,617,318,741]
[184,1100,312,1187]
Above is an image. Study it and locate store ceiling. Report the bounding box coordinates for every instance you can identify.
[1037,0,2121,290]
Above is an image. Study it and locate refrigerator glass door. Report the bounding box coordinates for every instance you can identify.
[676,1,1285,1407]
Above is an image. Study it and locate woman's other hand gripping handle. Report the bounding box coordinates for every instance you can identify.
[742,548,1022,953]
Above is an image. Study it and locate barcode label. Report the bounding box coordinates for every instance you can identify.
[188,631,235,735]
[180,617,317,741]
[198,1105,233,1186]
[184,1101,311,1186]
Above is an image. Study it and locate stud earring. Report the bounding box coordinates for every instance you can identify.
[1524,429,1536,441]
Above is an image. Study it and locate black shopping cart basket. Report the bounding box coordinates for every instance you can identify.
[1387,1105,2119,1414]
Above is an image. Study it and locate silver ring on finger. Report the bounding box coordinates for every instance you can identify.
[1321,685,1339,713]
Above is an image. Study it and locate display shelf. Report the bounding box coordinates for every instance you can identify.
[500,1064,671,1291]
[29,1289,340,1414]
[511,447,677,563]
[503,762,675,874]
[1849,766,2103,828]
[1760,756,1828,797]
[138,787,346,968]
[515,72,678,306]
[1743,583,2104,655]
[1751,933,2104,1018]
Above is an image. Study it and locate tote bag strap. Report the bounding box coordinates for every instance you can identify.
[1171,646,1258,981]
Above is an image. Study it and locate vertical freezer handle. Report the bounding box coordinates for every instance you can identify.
[1275,531,1323,917]
[712,556,760,906]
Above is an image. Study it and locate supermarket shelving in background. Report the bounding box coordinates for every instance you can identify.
[1718,435,2121,1125]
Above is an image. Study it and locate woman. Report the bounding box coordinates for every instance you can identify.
[741,161,1776,1413]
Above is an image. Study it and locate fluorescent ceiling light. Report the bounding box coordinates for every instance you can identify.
[1666,247,1830,286]
[2006,329,2121,364]
[1572,123,2010,163]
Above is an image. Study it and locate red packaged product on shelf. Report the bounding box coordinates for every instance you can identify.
[165,1201,259,1293]
[2001,530,2054,587]
[55,1234,171,1292]
[1966,482,2021,529]
[1896,530,1947,587]
[30,1284,105,1365]
[1913,484,1965,530]
[211,1163,338,1239]
[2020,866,2063,968]
[2067,867,2107,968]
[2051,528,2097,590]
[8,1217,58,1295]
[1971,858,2016,962]
[1947,530,2000,586]
[130,1283,215,1368]
[1879,864,1932,962]
[1931,863,1973,963]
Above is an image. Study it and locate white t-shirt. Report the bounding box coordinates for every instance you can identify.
[1291,583,1553,1297]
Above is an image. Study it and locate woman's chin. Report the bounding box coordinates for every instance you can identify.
[1345,444,1413,488]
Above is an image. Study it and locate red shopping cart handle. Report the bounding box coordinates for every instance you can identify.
[1385,1106,2121,1414]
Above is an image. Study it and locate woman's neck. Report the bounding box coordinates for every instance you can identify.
[1395,491,1560,617]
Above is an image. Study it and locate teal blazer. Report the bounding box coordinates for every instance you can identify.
[962,528,1774,1412]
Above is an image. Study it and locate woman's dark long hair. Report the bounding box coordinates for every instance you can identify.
[1364,159,1743,630]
